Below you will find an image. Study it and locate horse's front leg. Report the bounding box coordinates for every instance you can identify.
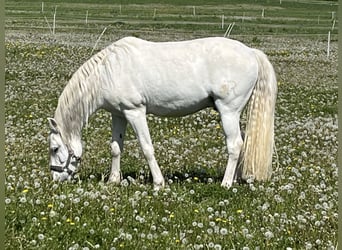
[124,107,165,190]
[108,114,127,184]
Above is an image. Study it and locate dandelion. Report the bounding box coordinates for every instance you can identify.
[37,234,45,240]
[214,244,222,250]
[242,228,249,236]
[264,231,274,239]
[125,233,132,240]
[5,198,11,204]
[220,227,228,235]
[161,231,169,236]
[19,197,27,203]
[305,242,313,249]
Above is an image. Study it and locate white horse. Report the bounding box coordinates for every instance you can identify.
[48,36,277,190]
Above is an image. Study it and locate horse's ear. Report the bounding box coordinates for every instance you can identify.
[48,118,59,134]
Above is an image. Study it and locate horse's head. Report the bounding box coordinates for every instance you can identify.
[48,118,81,182]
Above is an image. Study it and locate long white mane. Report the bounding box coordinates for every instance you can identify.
[54,48,108,143]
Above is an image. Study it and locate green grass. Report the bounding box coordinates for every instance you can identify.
[5,0,338,36]
[5,0,338,249]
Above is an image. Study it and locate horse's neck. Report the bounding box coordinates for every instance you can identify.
[54,71,103,156]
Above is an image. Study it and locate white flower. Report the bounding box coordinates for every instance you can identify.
[37,234,45,240]
[220,228,228,235]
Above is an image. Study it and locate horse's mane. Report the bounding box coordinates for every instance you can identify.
[54,47,109,143]
[53,37,153,143]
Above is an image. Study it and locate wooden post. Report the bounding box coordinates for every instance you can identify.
[331,19,336,31]
[327,31,330,58]
[193,6,196,16]
[53,6,57,35]
[224,22,235,37]
[262,9,265,18]
[44,16,53,34]
[85,10,89,24]
[91,27,108,55]
[331,11,335,20]
[41,2,44,13]
[221,15,224,29]
[153,8,156,19]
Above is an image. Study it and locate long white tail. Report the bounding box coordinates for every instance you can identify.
[241,49,277,181]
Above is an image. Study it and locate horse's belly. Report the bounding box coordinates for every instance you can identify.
[146,95,214,117]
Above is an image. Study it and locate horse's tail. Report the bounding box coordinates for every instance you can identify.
[240,49,277,181]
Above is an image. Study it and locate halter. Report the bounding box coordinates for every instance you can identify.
[50,147,81,176]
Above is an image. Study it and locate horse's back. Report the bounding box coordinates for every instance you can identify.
[103,37,258,116]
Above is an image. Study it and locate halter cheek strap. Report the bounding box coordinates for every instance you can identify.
[50,148,81,176]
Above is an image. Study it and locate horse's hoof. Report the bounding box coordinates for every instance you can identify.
[153,180,165,191]
[107,175,121,185]
[221,182,232,189]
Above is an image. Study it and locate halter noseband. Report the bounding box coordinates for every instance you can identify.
[50,147,81,176]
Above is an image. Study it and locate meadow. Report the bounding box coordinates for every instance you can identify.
[5,0,338,249]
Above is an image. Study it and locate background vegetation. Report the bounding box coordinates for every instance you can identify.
[5,0,338,249]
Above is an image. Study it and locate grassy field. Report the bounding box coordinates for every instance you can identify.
[5,0,338,249]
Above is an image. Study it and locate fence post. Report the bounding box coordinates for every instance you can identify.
[53,6,57,35]
[327,31,331,58]
[85,10,89,24]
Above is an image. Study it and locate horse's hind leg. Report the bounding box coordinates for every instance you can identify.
[108,114,127,184]
[124,107,165,190]
[215,102,243,189]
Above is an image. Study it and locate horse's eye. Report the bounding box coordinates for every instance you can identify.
[52,147,59,154]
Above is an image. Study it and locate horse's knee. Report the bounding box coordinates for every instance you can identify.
[111,141,121,157]
[141,144,155,161]
[227,137,243,158]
